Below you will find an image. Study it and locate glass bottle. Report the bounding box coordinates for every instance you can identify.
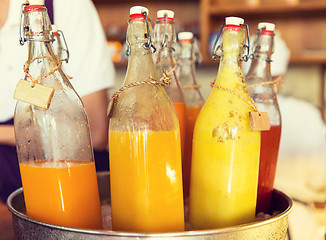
[153,10,186,161]
[51,24,69,63]
[175,32,204,200]
[108,6,184,232]
[189,17,261,229]
[246,22,281,214]
[14,0,102,229]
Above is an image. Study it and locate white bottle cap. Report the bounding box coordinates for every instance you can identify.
[130,6,149,15]
[29,0,44,5]
[157,10,174,19]
[225,16,244,25]
[258,22,275,31]
[178,32,193,40]
[51,25,58,32]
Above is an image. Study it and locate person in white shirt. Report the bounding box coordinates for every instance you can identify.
[0,0,115,202]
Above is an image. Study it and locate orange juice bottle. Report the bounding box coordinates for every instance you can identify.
[175,32,204,200]
[153,10,186,161]
[108,6,184,232]
[14,1,102,229]
[245,23,282,214]
[189,17,261,229]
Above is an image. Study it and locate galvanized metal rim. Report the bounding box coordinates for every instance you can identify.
[7,188,293,238]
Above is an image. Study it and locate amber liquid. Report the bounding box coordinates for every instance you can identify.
[183,106,201,199]
[256,125,281,213]
[19,160,103,229]
[109,129,184,232]
[172,102,186,160]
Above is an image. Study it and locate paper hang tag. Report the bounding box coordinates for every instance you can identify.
[249,111,270,131]
[14,80,54,110]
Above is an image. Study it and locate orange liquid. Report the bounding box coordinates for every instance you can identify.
[183,106,201,199]
[172,102,186,160]
[109,129,184,232]
[19,160,103,229]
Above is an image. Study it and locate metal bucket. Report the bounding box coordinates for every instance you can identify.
[7,171,293,240]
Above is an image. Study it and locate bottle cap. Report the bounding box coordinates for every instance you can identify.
[225,16,244,26]
[258,22,275,31]
[52,25,58,32]
[52,25,60,36]
[157,10,174,19]
[178,32,193,40]
[130,6,149,15]
[28,0,44,5]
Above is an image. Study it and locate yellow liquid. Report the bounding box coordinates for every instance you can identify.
[189,62,261,229]
[109,129,184,232]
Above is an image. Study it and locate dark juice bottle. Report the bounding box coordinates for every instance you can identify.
[245,22,282,214]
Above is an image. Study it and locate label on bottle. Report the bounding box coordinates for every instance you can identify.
[249,111,270,131]
[14,80,55,110]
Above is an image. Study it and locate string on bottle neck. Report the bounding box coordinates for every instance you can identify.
[108,69,173,118]
[182,84,201,89]
[23,56,62,87]
[210,80,258,112]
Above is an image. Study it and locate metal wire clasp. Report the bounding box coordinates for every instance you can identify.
[161,14,168,48]
[241,23,250,62]
[211,24,225,61]
[57,30,70,63]
[19,1,30,46]
[142,11,156,53]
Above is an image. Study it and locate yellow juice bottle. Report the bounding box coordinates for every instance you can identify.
[189,17,261,230]
[108,6,184,233]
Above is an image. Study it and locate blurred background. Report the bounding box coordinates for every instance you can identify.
[95,0,326,122]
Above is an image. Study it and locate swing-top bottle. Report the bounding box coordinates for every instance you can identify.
[189,17,261,229]
[14,0,102,229]
[245,22,281,214]
[153,10,186,161]
[108,6,184,232]
[175,31,204,200]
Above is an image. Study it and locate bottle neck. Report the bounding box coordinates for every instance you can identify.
[215,26,246,87]
[26,40,61,80]
[218,52,243,79]
[177,41,196,81]
[246,34,273,81]
[246,55,271,80]
[124,20,158,85]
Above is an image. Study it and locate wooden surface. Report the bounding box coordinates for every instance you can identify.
[0,201,15,240]
[200,0,326,64]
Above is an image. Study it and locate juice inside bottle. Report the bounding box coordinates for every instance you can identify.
[109,129,184,232]
[172,101,186,156]
[189,17,261,229]
[183,105,201,198]
[256,125,281,213]
[19,160,103,229]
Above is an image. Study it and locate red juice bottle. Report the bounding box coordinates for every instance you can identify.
[245,22,282,214]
